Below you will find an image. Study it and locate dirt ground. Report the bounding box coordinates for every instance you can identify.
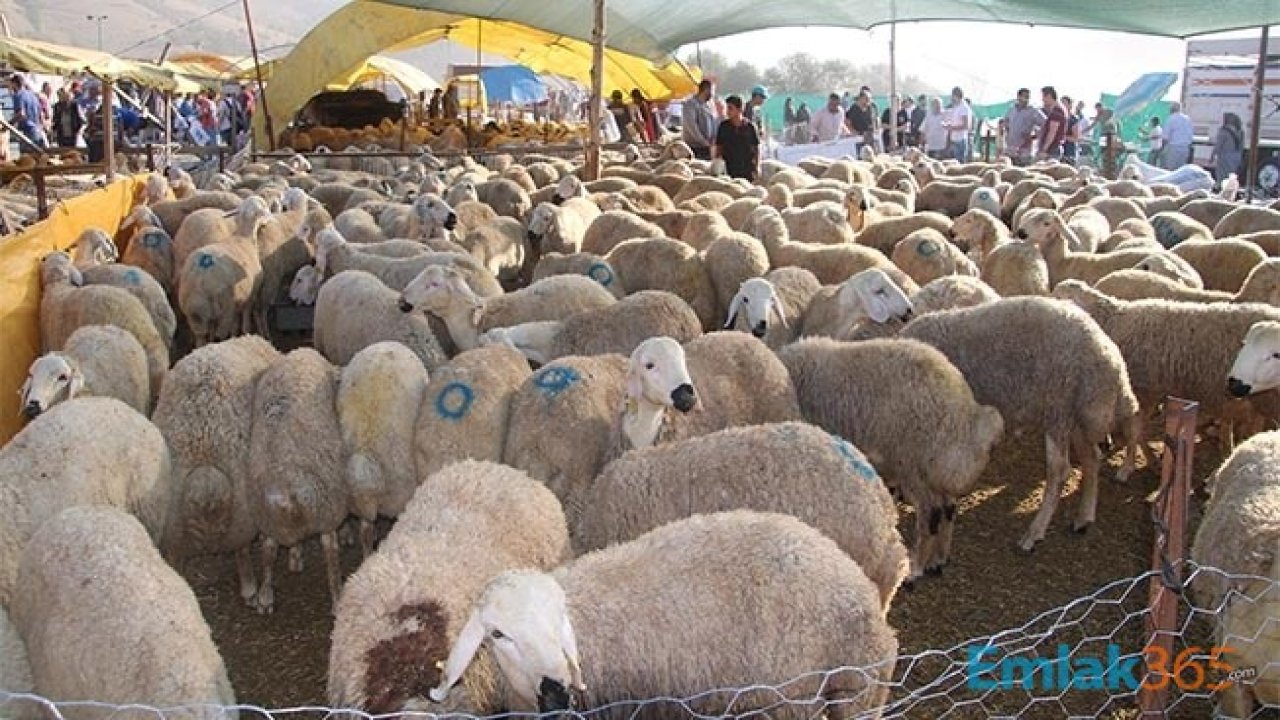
[181,430,1263,718]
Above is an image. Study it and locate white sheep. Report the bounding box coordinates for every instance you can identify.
[13,506,235,719]
[891,227,980,286]
[338,342,429,556]
[0,397,171,606]
[246,348,348,614]
[314,270,448,369]
[604,237,720,330]
[327,460,572,715]
[800,267,915,339]
[531,252,625,298]
[526,198,602,257]
[78,258,178,354]
[19,324,149,418]
[315,226,502,295]
[1017,210,1151,286]
[431,510,898,718]
[780,201,856,244]
[981,240,1049,296]
[780,338,1004,581]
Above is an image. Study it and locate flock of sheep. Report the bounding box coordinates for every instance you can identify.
[1,136,1279,719]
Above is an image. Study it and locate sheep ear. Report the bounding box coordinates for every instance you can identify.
[67,366,85,397]
[559,611,586,693]
[68,265,84,287]
[855,283,891,324]
[624,360,644,402]
[722,290,744,330]
[18,376,30,402]
[770,289,790,328]
[429,607,486,703]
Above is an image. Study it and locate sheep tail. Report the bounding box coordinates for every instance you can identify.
[347,452,384,521]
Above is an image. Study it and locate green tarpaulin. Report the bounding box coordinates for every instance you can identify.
[368,0,1280,64]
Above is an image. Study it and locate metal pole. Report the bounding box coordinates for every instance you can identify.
[1246,25,1270,196]
[103,79,116,181]
[888,22,898,152]
[242,0,275,150]
[585,0,606,181]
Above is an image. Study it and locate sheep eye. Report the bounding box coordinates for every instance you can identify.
[1272,352,1280,360]
[742,297,749,304]
[490,629,506,641]
[58,374,68,382]
[644,362,655,370]
[876,289,886,296]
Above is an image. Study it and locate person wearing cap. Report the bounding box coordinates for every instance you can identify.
[744,85,768,135]
[713,95,760,182]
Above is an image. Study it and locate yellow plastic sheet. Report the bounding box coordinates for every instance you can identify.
[0,36,206,93]
[0,176,145,444]
[253,1,699,147]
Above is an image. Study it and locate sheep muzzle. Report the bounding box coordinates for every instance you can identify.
[22,401,42,420]
[1227,377,1253,398]
[538,677,573,713]
[398,299,414,313]
[671,384,697,413]
[443,213,458,231]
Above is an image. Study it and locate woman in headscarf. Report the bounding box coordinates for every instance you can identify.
[1210,112,1245,181]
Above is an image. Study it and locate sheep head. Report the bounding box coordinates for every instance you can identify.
[143,173,173,205]
[1228,321,1280,397]
[40,252,82,288]
[445,181,479,208]
[231,195,273,237]
[20,352,84,419]
[399,264,480,321]
[414,194,459,238]
[1014,208,1063,246]
[71,228,119,268]
[289,265,322,306]
[429,570,584,713]
[553,175,585,204]
[313,227,348,275]
[281,187,309,213]
[1050,279,1109,316]
[624,336,697,414]
[724,277,788,338]
[844,186,878,231]
[122,205,163,231]
[839,268,913,325]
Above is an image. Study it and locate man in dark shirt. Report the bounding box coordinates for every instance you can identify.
[845,91,876,150]
[713,95,760,182]
[1037,85,1068,161]
[909,94,927,146]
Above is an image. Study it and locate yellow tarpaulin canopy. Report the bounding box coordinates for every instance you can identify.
[0,176,146,444]
[327,56,440,97]
[0,36,204,93]
[253,0,698,147]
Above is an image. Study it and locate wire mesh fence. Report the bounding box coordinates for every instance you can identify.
[0,563,1274,720]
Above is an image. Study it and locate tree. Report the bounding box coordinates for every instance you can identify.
[682,50,762,96]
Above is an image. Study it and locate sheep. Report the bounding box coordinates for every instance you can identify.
[38,252,168,407]
[315,227,502,296]
[432,510,898,719]
[0,397,171,606]
[746,205,898,285]
[703,232,770,322]
[177,233,263,345]
[333,207,388,244]
[413,346,532,480]
[917,177,985,218]
[0,605,31,697]
[1093,269,1233,303]
[951,208,1010,263]
[474,177,534,219]
[1177,197,1240,231]
[400,267,616,353]
[338,342,429,557]
[455,216,528,283]
[1147,210,1215,248]
[1189,430,1280,718]
[171,196,268,283]
[605,332,801,460]
[1215,205,1280,238]
[526,198,601,257]
[1171,239,1267,293]
[120,218,177,298]
[890,228,979,286]
[310,182,386,218]
[149,191,241,236]
[579,210,665,256]
[314,269,447,370]
[779,338,1003,581]
[1017,210,1152,287]
[779,201,856,245]
[1133,252,1204,288]
[604,237,719,330]
[1086,196,1147,230]
[12,506,236,719]
[1060,206,1111,252]
[723,267,823,349]
[482,290,703,365]
[1010,189,1064,238]
[800,268,915,339]
[854,211,953,255]
[531,252,625,299]
[20,325,149,419]
[327,460,572,715]
[910,274,1002,315]
[901,297,1139,551]
[966,186,1002,218]
[246,348,347,614]
[679,211,734,252]
[70,227,118,267]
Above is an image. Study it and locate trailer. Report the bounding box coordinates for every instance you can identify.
[1183,37,1280,190]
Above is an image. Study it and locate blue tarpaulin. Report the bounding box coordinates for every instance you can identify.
[1113,72,1179,121]
[480,65,547,105]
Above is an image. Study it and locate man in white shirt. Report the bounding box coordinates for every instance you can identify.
[809,93,847,143]
[1163,102,1194,169]
[942,86,972,162]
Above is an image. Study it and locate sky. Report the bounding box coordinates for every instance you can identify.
[678,23,1264,106]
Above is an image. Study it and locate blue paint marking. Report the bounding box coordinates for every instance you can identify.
[532,366,580,398]
[831,435,878,482]
[434,381,474,421]
[586,262,614,287]
[142,232,166,249]
[123,269,142,285]
[196,253,215,270]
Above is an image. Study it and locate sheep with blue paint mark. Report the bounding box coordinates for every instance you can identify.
[532,252,626,299]
[779,337,1004,582]
[413,346,533,479]
[575,421,908,610]
[78,257,178,356]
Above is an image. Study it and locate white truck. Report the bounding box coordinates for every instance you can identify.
[1183,37,1280,189]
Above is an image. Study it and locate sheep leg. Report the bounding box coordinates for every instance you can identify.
[337,519,356,548]
[1019,433,1071,553]
[1116,412,1144,483]
[252,537,278,615]
[321,531,342,613]
[287,544,304,573]
[1070,430,1101,533]
[235,546,257,603]
[906,502,937,584]
[359,518,376,558]
[937,501,958,569]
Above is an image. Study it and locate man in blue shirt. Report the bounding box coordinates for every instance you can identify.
[8,75,48,148]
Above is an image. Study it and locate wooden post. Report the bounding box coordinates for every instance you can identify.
[163,91,172,167]
[1246,26,1269,196]
[888,22,898,152]
[34,170,47,220]
[1137,397,1198,717]
[242,0,275,150]
[103,79,116,181]
[584,0,606,181]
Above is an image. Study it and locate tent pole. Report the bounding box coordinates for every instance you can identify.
[585,0,605,181]
[1246,25,1269,196]
[103,79,116,181]
[163,91,172,167]
[889,22,898,152]
[242,0,275,151]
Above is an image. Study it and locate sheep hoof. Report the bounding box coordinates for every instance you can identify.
[1071,521,1092,535]
[900,577,917,592]
[1014,539,1038,556]
[924,565,944,577]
